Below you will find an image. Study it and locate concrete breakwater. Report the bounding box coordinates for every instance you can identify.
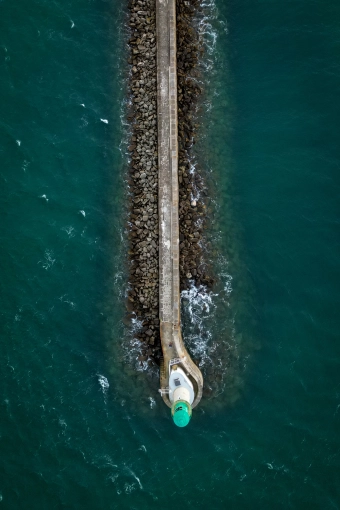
[126,0,212,366]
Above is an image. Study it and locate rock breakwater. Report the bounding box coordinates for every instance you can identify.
[176,0,214,292]
[127,0,161,364]
[126,0,213,366]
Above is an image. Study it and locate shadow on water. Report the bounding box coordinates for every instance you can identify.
[102,0,260,415]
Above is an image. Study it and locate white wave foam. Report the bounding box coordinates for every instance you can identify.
[130,315,143,333]
[39,249,55,270]
[197,0,220,78]
[22,160,30,172]
[98,374,110,397]
[221,271,233,296]
[124,483,136,494]
[100,118,109,124]
[58,294,76,309]
[149,396,156,409]
[181,282,217,366]
[62,225,75,238]
[125,466,143,490]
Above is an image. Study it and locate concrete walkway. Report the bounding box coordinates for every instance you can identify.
[156,0,203,408]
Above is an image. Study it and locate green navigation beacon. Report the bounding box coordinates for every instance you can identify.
[168,364,195,427]
[171,400,192,427]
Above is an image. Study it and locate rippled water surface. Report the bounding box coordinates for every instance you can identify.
[1,0,339,508]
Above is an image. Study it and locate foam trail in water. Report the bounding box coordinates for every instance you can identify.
[181,282,217,367]
[98,374,109,404]
[124,465,143,490]
[179,1,238,399]
[62,225,75,238]
[39,249,55,270]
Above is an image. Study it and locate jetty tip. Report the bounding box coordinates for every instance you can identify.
[171,400,192,427]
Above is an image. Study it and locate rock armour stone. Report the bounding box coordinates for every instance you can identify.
[126,0,213,367]
[127,0,161,365]
[176,0,214,291]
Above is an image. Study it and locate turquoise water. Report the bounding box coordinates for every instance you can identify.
[1,0,339,508]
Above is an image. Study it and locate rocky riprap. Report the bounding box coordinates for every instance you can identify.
[126,0,213,366]
[176,0,214,292]
[126,0,161,365]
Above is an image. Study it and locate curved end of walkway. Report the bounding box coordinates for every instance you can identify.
[159,322,203,409]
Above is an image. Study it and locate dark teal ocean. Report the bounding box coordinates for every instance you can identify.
[1,0,339,508]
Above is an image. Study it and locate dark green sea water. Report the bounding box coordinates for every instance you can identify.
[1,0,339,508]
